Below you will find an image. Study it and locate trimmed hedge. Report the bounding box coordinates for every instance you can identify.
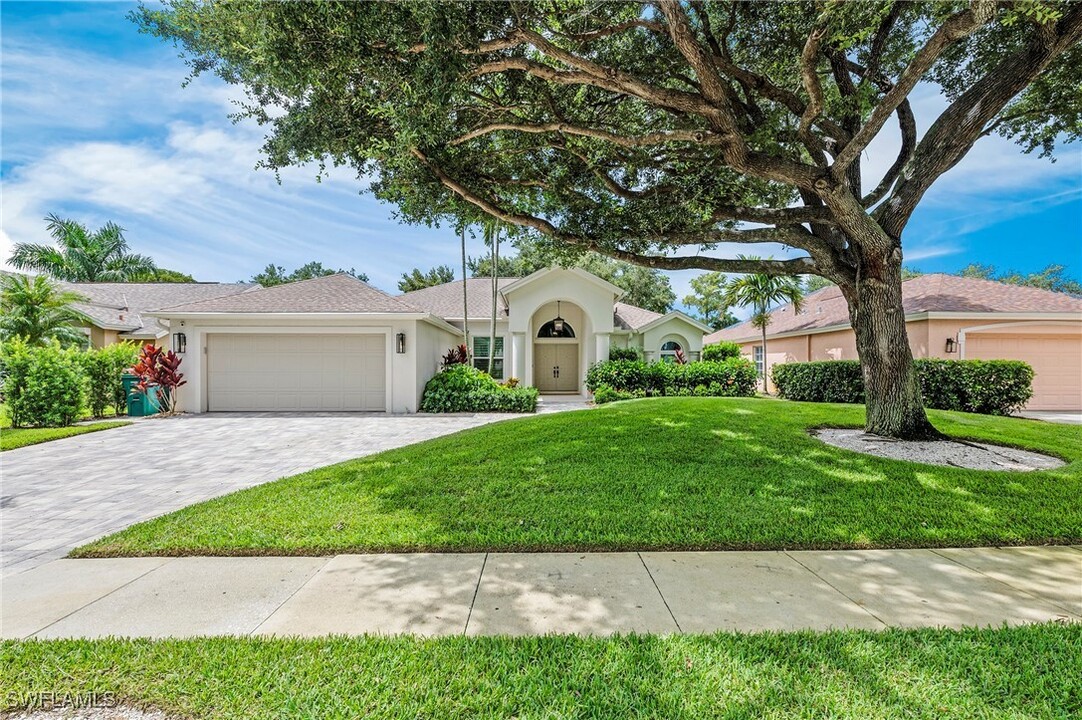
[702,341,742,362]
[771,359,1035,416]
[82,343,139,418]
[586,358,757,404]
[421,364,538,413]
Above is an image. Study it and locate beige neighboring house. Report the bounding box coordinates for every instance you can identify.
[147,267,709,414]
[705,274,1082,411]
[60,281,256,348]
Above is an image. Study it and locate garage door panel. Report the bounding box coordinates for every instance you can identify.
[968,334,1081,411]
[207,334,386,412]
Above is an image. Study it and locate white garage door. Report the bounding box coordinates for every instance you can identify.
[207,334,386,411]
[967,334,1082,411]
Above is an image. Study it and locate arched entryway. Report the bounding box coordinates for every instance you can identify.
[532,301,582,392]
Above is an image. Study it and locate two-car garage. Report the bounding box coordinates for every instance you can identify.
[206,333,387,412]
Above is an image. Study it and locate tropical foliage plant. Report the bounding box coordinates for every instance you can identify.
[130,344,187,414]
[0,274,87,347]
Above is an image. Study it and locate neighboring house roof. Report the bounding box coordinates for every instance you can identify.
[400,277,516,320]
[59,280,255,338]
[150,273,424,314]
[613,302,662,331]
[706,273,1082,343]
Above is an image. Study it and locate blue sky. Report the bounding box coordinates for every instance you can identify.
[3,1,1081,304]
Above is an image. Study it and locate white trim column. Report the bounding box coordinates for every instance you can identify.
[594,332,610,366]
[512,332,526,384]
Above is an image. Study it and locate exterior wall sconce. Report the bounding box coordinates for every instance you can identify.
[552,300,565,335]
[172,332,187,354]
[945,337,956,354]
[396,332,406,354]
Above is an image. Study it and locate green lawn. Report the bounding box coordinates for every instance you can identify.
[0,404,130,451]
[3,626,1080,719]
[74,398,1082,557]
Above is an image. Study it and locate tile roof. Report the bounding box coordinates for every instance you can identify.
[150,273,423,314]
[613,302,663,330]
[400,277,515,319]
[706,273,1082,343]
[59,280,255,333]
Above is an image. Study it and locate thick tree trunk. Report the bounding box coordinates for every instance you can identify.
[840,249,939,440]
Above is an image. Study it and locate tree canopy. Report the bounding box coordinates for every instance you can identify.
[9,214,156,282]
[683,272,739,330]
[399,265,457,292]
[135,0,1082,282]
[250,261,367,287]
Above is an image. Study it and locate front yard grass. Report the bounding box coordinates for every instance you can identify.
[3,625,1081,719]
[0,404,130,452]
[74,397,1082,556]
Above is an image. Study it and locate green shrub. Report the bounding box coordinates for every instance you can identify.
[702,341,742,362]
[771,359,1035,416]
[1,338,86,427]
[421,364,538,413]
[586,358,757,399]
[772,361,865,404]
[592,384,646,404]
[82,343,139,418]
[608,346,640,361]
[916,358,1033,416]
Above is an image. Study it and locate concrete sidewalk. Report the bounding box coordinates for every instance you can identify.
[2,547,1079,639]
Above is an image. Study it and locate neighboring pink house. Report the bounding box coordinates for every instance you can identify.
[705,274,1082,411]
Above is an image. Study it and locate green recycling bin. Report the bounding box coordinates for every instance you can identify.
[124,374,161,417]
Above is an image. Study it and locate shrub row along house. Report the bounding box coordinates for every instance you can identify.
[77,267,709,414]
[707,274,1082,411]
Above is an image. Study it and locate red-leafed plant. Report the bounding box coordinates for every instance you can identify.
[441,343,469,367]
[131,343,187,414]
[673,348,689,365]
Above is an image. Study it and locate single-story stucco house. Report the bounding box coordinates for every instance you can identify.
[59,280,256,348]
[145,267,710,413]
[706,273,1082,411]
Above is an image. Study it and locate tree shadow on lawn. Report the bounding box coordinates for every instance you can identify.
[4,625,1080,718]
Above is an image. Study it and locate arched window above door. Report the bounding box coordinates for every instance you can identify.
[537,320,576,338]
[660,340,683,362]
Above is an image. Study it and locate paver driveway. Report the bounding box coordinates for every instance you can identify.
[1,412,533,576]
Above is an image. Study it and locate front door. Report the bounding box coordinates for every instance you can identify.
[534,343,579,392]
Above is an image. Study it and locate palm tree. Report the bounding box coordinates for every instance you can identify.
[0,274,88,347]
[8,214,156,282]
[724,259,805,393]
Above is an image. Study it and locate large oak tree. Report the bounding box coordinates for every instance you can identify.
[136,0,1082,438]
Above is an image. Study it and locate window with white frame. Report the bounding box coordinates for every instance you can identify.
[473,336,504,379]
[753,345,764,376]
[660,340,683,363]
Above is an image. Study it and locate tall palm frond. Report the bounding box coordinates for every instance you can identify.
[7,214,156,282]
